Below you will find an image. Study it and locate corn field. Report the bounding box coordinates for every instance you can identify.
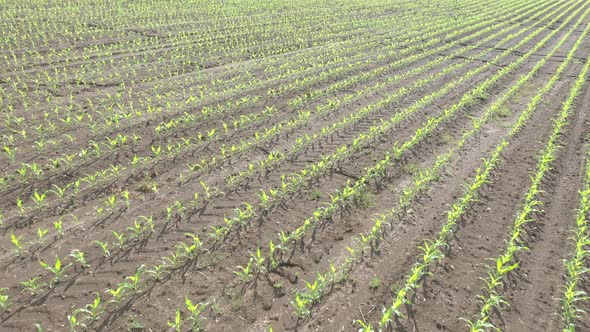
[1,0,590,331]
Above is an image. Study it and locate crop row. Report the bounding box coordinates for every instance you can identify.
[560,137,590,331]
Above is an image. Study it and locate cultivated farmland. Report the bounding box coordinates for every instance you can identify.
[1,0,590,331]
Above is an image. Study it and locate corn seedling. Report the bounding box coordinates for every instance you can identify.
[69,250,90,269]
[19,277,47,296]
[185,296,208,331]
[39,256,71,287]
[0,288,9,310]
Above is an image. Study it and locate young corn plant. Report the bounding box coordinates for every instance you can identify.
[105,195,117,211]
[40,256,71,288]
[32,190,47,208]
[2,144,16,163]
[356,319,375,332]
[19,277,47,296]
[37,228,49,242]
[125,265,145,294]
[49,183,70,200]
[53,219,64,237]
[167,309,182,332]
[163,252,183,269]
[234,259,254,283]
[185,296,208,331]
[251,247,267,275]
[10,233,24,255]
[107,283,128,305]
[145,264,168,282]
[69,249,90,269]
[112,231,126,249]
[93,240,111,258]
[16,197,26,218]
[290,293,311,319]
[0,288,11,310]
[121,190,130,209]
[72,293,105,322]
[177,233,203,260]
[67,310,87,331]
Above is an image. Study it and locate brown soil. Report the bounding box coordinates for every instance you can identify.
[1,0,589,331]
